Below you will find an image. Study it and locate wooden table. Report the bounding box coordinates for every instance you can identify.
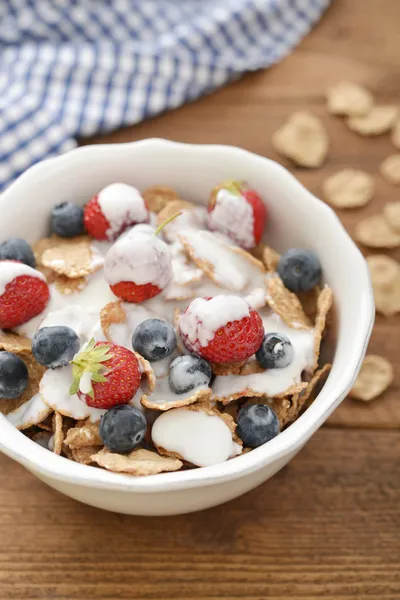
[1,1,399,598]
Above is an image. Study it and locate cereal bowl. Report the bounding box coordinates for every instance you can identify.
[0,139,374,515]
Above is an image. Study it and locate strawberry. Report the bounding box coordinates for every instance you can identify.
[83,183,149,241]
[83,196,110,240]
[69,339,141,409]
[178,295,264,364]
[0,261,50,329]
[110,281,162,303]
[104,212,180,303]
[208,180,267,249]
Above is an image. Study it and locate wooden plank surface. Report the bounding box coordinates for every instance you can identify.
[2,1,400,598]
[1,429,400,600]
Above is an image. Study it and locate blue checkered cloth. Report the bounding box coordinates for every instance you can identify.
[0,0,330,191]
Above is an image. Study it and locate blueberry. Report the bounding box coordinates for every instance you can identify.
[51,202,84,238]
[0,238,35,267]
[277,248,321,292]
[256,332,293,369]
[132,319,177,362]
[99,405,147,453]
[32,326,80,369]
[169,355,212,394]
[0,352,29,399]
[236,404,280,448]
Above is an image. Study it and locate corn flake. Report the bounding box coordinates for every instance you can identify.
[0,330,32,354]
[272,111,329,168]
[64,419,102,449]
[383,201,400,232]
[52,411,64,455]
[367,255,400,316]
[6,393,52,430]
[350,355,393,401]
[142,185,180,213]
[347,106,398,136]
[91,447,183,475]
[313,286,333,370]
[380,155,400,186]
[355,214,400,248]
[266,276,312,330]
[323,168,374,209]
[41,236,98,278]
[54,275,88,295]
[326,82,373,117]
[71,445,101,465]
[391,119,400,149]
[262,246,281,272]
[100,300,126,340]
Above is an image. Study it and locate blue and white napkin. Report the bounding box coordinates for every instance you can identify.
[0,0,330,191]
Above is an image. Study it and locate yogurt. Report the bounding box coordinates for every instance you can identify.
[0,262,46,296]
[151,407,241,467]
[97,183,148,240]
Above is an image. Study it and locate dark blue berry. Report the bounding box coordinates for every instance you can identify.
[256,332,293,369]
[99,405,147,453]
[169,355,212,394]
[132,319,177,362]
[32,326,80,369]
[51,202,84,238]
[0,238,35,268]
[236,404,280,448]
[0,352,29,399]
[277,248,321,292]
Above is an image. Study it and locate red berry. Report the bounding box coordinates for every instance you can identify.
[179,296,264,364]
[243,188,267,247]
[0,267,50,329]
[110,281,162,303]
[83,196,110,241]
[71,341,141,409]
[208,181,267,249]
[83,184,149,241]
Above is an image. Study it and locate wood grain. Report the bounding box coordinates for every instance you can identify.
[2,1,400,598]
[1,429,400,600]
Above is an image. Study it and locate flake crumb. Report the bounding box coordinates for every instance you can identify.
[323,168,374,209]
[391,120,400,149]
[354,214,400,248]
[350,355,393,401]
[380,155,400,186]
[347,106,398,136]
[383,201,400,232]
[326,81,373,117]
[367,254,400,316]
[272,111,329,168]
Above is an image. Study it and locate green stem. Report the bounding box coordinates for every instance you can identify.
[154,211,182,236]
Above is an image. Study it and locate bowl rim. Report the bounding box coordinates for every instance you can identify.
[0,139,375,493]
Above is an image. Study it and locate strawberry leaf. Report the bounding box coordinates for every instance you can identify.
[69,339,114,398]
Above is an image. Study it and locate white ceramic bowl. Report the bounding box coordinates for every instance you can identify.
[0,139,374,516]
